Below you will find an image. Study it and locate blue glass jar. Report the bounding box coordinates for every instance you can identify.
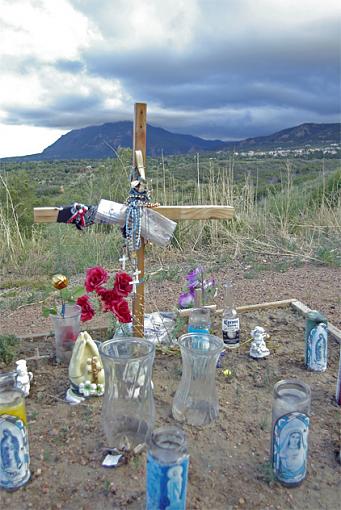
[146,426,189,510]
[187,308,211,334]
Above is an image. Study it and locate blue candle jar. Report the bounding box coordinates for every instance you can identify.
[146,426,189,510]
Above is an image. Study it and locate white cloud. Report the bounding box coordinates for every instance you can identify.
[0,0,96,61]
[70,0,198,51]
[0,123,66,157]
[0,0,339,156]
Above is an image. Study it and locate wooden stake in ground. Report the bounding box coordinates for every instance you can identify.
[34,102,235,337]
[131,103,147,337]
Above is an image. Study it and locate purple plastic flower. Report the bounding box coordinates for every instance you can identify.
[204,277,216,291]
[186,266,203,289]
[178,290,195,309]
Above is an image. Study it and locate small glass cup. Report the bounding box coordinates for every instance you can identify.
[188,307,211,334]
[50,304,81,364]
[271,379,311,486]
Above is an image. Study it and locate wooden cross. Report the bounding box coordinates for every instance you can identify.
[34,103,235,337]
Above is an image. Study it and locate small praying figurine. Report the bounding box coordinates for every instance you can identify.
[69,331,105,398]
[249,326,270,359]
[15,359,33,397]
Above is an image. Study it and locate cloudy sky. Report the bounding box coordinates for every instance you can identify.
[0,0,340,157]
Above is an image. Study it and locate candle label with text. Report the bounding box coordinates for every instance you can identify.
[0,414,30,490]
[272,412,309,485]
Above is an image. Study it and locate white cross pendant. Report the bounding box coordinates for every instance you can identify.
[119,254,128,270]
[129,268,142,293]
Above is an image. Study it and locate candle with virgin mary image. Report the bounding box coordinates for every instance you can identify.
[271,379,311,486]
[0,374,30,491]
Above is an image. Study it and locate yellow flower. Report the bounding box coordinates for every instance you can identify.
[223,369,232,378]
[52,274,69,290]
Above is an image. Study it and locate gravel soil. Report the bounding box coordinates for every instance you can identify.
[0,263,340,509]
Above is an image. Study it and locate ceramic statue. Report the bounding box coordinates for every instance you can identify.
[68,331,104,397]
[15,360,33,397]
[249,326,270,359]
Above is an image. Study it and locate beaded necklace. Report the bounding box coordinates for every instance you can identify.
[124,186,150,253]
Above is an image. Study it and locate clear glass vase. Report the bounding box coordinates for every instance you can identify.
[99,337,155,451]
[172,333,224,426]
[50,304,81,364]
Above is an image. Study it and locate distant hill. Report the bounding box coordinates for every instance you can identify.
[2,122,340,161]
[8,122,226,161]
[234,123,341,150]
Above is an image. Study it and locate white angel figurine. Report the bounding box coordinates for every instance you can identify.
[15,359,33,397]
[249,326,270,359]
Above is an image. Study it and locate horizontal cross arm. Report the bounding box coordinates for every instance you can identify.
[155,205,234,220]
[33,205,235,223]
[34,207,60,223]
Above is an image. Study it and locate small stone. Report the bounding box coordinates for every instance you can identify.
[36,468,42,476]
[239,497,245,505]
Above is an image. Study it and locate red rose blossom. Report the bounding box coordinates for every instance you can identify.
[97,287,120,312]
[114,271,133,297]
[76,295,95,322]
[111,298,132,323]
[84,266,109,293]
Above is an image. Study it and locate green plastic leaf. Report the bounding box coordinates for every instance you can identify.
[71,286,86,299]
[60,288,72,300]
[42,306,56,317]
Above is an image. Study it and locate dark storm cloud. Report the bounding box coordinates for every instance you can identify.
[4,92,112,129]
[71,11,340,139]
[2,0,340,141]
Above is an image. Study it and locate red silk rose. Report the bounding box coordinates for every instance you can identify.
[76,295,95,322]
[97,287,120,312]
[85,266,109,292]
[112,298,132,323]
[114,271,133,297]
[74,265,132,324]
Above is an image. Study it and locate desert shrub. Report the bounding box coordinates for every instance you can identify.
[0,335,19,365]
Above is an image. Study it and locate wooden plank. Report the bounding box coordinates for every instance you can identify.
[291,300,341,343]
[34,207,59,223]
[34,204,235,224]
[215,298,295,315]
[290,300,310,316]
[178,304,217,317]
[132,103,147,338]
[155,205,234,221]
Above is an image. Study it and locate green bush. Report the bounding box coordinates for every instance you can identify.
[0,335,19,365]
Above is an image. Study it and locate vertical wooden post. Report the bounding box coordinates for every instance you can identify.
[132,103,147,337]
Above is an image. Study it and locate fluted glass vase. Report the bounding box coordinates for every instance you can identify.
[172,333,224,426]
[99,337,155,451]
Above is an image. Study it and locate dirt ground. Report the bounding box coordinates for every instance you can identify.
[0,263,341,509]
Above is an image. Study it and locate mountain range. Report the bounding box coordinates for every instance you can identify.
[2,122,340,160]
